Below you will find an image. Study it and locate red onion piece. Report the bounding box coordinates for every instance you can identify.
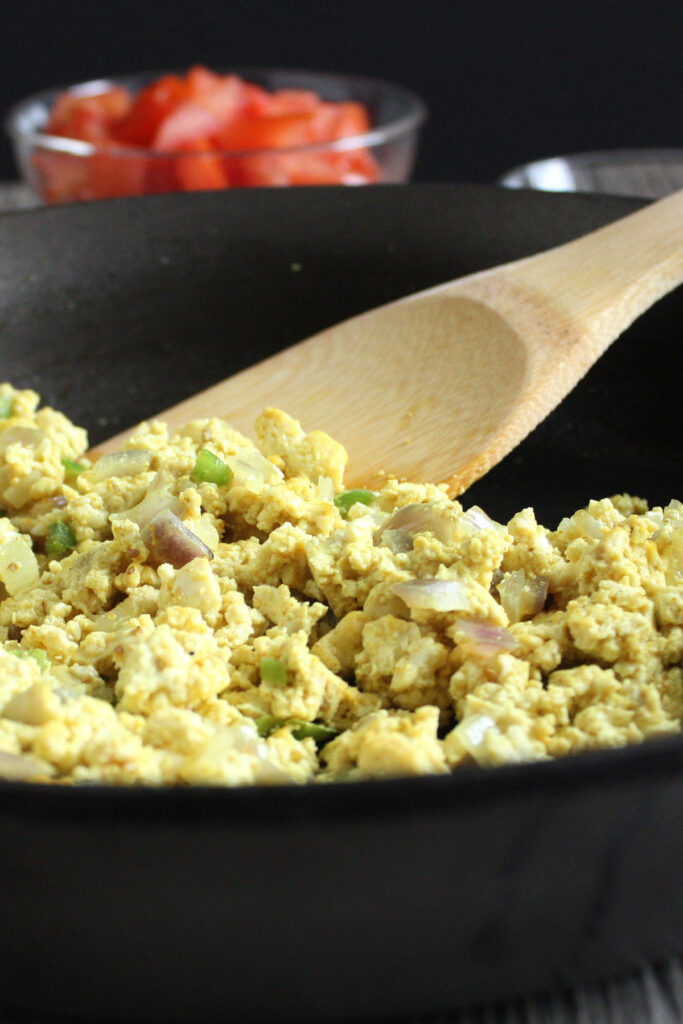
[0,538,40,594]
[392,577,471,612]
[227,451,283,491]
[459,505,504,533]
[381,529,414,554]
[89,449,153,483]
[375,503,454,546]
[111,482,183,530]
[455,618,517,658]
[497,570,548,623]
[0,426,45,452]
[572,509,606,540]
[144,508,213,568]
[0,750,55,780]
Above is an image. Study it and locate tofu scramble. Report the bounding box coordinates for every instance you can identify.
[0,382,681,786]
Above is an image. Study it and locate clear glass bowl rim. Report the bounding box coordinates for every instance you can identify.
[500,148,683,187]
[5,67,428,160]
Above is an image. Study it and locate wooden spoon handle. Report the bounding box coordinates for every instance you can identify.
[462,187,683,365]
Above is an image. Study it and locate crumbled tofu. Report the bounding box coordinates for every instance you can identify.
[0,383,680,786]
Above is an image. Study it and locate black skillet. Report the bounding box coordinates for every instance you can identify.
[0,185,681,1023]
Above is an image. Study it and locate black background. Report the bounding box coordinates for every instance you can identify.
[0,0,680,185]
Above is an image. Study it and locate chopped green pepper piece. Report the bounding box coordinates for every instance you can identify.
[289,721,338,745]
[28,648,49,672]
[255,714,285,738]
[14,648,49,672]
[259,657,288,687]
[254,714,337,746]
[0,394,13,419]
[191,449,233,487]
[46,521,77,558]
[61,456,87,476]
[334,489,376,516]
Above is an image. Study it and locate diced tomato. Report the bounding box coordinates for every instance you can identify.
[331,101,372,138]
[258,89,321,116]
[87,150,148,199]
[213,111,316,152]
[35,66,380,201]
[144,156,182,195]
[152,103,226,150]
[174,140,229,191]
[46,87,132,143]
[152,72,245,151]
[185,65,225,97]
[113,75,189,146]
[232,148,379,187]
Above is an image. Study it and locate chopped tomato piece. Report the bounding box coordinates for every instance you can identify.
[87,150,148,198]
[331,101,372,138]
[174,141,229,191]
[214,111,316,152]
[46,87,132,143]
[144,156,181,195]
[185,65,226,97]
[35,66,380,201]
[113,75,188,146]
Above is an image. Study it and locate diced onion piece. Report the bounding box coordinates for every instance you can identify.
[225,724,269,757]
[459,505,505,534]
[364,505,389,530]
[190,515,220,552]
[451,714,499,764]
[3,469,42,508]
[455,618,517,658]
[317,475,335,503]
[381,528,414,554]
[226,451,284,492]
[182,724,292,784]
[144,508,213,568]
[0,538,40,595]
[573,509,605,540]
[0,426,45,452]
[392,577,472,612]
[0,750,55,781]
[665,527,683,579]
[111,482,183,529]
[497,570,548,623]
[89,449,153,483]
[92,590,158,632]
[375,502,454,546]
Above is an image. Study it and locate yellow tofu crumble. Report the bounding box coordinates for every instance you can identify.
[0,383,680,785]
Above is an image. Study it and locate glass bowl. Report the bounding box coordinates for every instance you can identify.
[499,149,683,199]
[5,68,426,204]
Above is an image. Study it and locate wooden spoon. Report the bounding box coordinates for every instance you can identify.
[94,188,683,495]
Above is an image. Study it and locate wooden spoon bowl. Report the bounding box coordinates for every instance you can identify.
[93,188,683,493]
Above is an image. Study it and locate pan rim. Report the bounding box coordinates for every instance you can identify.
[2,731,682,825]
